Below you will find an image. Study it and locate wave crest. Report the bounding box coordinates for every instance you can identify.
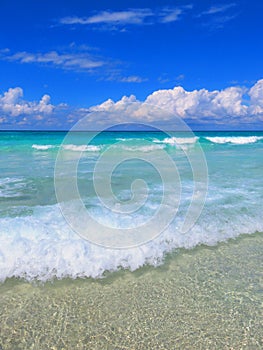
[205,136,263,144]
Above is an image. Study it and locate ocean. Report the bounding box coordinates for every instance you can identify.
[0,130,262,349]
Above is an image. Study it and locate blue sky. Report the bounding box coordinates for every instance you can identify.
[0,0,263,130]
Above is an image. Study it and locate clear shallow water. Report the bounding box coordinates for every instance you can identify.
[0,131,263,281]
[0,233,262,349]
[0,130,263,349]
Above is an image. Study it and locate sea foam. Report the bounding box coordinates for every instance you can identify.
[32,144,55,150]
[120,144,165,152]
[205,136,263,144]
[32,144,102,152]
[0,196,262,282]
[63,144,101,152]
[1,131,263,283]
[154,136,199,145]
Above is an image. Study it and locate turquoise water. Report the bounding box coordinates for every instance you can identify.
[0,131,263,281]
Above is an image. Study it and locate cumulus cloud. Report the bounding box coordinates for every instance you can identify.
[87,80,263,127]
[0,87,54,117]
[1,80,263,129]
[137,85,247,121]
[248,79,263,115]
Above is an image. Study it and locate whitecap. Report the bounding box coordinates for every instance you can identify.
[62,144,101,152]
[205,136,263,144]
[32,144,55,150]
[154,136,199,145]
[0,198,262,282]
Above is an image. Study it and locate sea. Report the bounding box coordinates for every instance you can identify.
[0,130,262,349]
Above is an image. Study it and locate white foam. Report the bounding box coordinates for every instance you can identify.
[116,138,128,141]
[32,144,102,152]
[154,137,199,145]
[0,196,262,282]
[205,136,263,144]
[121,144,165,152]
[32,144,55,150]
[63,144,101,152]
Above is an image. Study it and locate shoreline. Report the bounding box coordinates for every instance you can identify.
[0,232,262,349]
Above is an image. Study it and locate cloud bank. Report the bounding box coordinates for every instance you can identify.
[88,80,263,127]
[1,80,263,129]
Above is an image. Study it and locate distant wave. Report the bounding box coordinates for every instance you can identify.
[32,144,55,150]
[63,144,101,152]
[204,136,263,144]
[154,136,199,145]
[120,144,165,152]
[32,144,101,152]
[32,143,166,153]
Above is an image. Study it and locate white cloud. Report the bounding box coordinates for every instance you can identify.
[248,79,263,115]
[60,6,239,32]
[159,8,183,23]
[199,3,236,16]
[0,87,54,117]
[176,74,185,81]
[60,9,153,26]
[60,7,192,29]
[2,80,263,128]
[204,14,238,29]
[211,87,247,117]
[85,9,153,25]
[120,76,147,83]
[2,50,105,71]
[159,5,193,23]
[197,3,238,29]
[88,80,263,126]
[0,48,146,82]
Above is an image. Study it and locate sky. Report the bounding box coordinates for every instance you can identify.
[0,0,263,130]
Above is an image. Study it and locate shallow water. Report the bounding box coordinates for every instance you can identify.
[0,130,262,348]
[1,131,263,280]
[0,232,262,349]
